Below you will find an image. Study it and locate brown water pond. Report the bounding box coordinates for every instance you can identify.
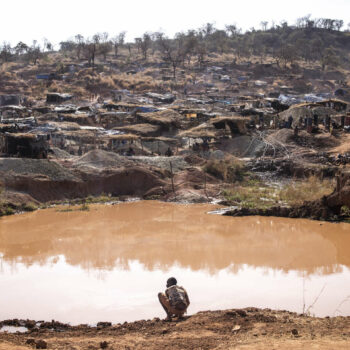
[0,201,349,324]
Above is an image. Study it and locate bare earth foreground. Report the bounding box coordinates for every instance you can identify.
[1,308,349,350]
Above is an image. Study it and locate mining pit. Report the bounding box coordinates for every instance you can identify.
[0,201,349,325]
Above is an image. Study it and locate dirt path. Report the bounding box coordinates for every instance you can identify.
[1,308,349,349]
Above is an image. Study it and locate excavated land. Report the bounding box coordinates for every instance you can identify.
[1,308,350,350]
[0,148,222,211]
[2,58,350,350]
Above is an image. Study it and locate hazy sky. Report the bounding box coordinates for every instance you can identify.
[2,0,350,47]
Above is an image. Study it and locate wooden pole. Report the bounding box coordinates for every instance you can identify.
[204,173,209,202]
[169,161,176,199]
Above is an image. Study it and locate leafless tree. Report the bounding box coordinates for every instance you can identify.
[75,34,85,59]
[260,21,268,31]
[157,34,186,79]
[139,33,152,60]
[112,31,126,58]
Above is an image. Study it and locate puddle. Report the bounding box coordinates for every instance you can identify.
[0,201,350,324]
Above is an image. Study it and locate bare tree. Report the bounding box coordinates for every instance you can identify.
[139,33,152,60]
[157,34,186,79]
[99,32,111,61]
[260,21,268,31]
[276,44,298,68]
[28,40,41,65]
[75,34,85,59]
[112,31,126,58]
[0,42,12,63]
[84,34,100,68]
[42,38,53,52]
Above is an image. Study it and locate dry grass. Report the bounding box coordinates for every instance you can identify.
[204,157,245,182]
[223,175,335,209]
[279,176,334,206]
[222,179,279,209]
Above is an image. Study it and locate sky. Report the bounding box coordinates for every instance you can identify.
[1,0,350,48]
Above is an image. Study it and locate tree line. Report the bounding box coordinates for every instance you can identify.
[1,15,349,77]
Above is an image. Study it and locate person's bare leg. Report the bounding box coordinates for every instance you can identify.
[158,293,172,320]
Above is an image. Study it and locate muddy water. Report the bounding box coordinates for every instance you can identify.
[0,201,350,324]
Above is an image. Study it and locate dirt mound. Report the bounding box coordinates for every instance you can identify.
[216,135,265,157]
[0,155,168,203]
[267,129,294,144]
[4,167,166,202]
[1,308,349,350]
[131,156,189,172]
[184,154,206,166]
[74,150,132,169]
[0,158,78,181]
[50,147,74,159]
[267,129,340,151]
[327,170,350,210]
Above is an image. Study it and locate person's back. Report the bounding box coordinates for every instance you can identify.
[166,285,188,311]
[158,277,190,321]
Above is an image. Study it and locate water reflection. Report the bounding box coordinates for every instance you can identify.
[0,201,349,275]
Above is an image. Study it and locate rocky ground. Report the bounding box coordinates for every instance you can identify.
[0,308,349,349]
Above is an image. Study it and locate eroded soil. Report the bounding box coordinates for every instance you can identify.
[1,308,350,349]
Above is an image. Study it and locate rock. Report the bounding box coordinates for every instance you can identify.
[25,320,36,329]
[35,339,47,349]
[225,311,237,317]
[26,338,36,345]
[232,325,241,333]
[97,322,112,328]
[291,328,299,336]
[236,310,247,317]
[100,341,108,349]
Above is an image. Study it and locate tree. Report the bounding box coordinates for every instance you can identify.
[75,34,85,59]
[28,40,41,65]
[335,20,344,31]
[84,35,100,68]
[182,30,199,65]
[225,24,241,37]
[201,23,216,37]
[157,34,186,79]
[260,21,268,31]
[98,32,111,61]
[139,33,152,60]
[112,31,126,58]
[210,30,229,53]
[59,40,75,53]
[43,38,53,52]
[0,42,12,63]
[321,48,339,70]
[276,44,298,68]
[14,42,29,56]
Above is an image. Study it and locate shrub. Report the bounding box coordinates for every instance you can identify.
[22,202,38,212]
[79,203,90,211]
[204,157,245,182]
